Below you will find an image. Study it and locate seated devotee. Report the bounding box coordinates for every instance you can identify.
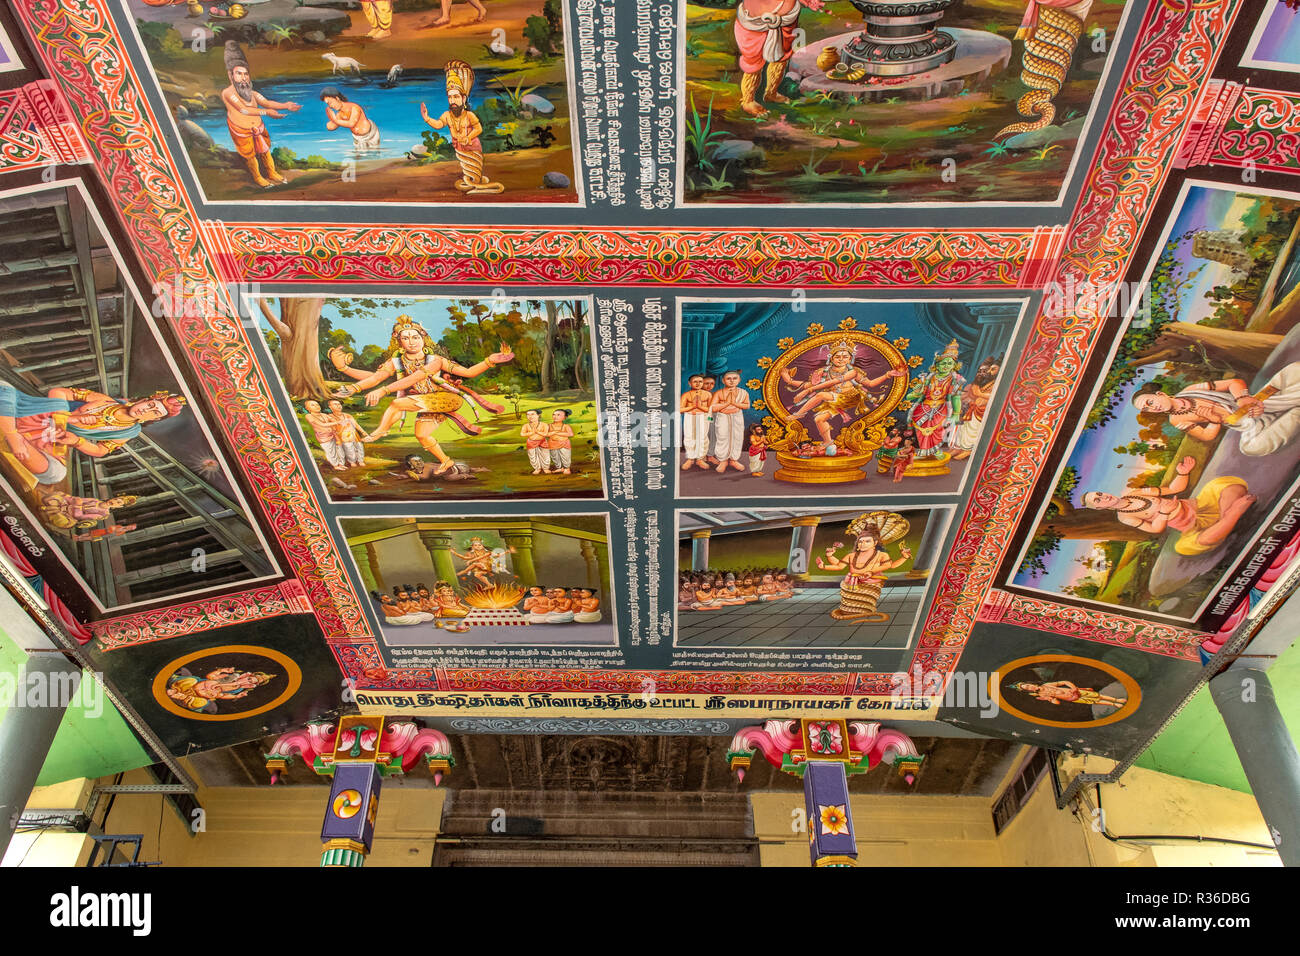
[678,577,697,611]
[547,587,576,623]
[432,581,469,620]
[415,583,438,614]
[717,573,747,606]
[573,587,602,623]
[523,585,548,622]
[374,591,434,626]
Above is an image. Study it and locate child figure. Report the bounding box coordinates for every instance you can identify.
[892,438,915,483]
[680,373,713,470]
[747,423,768,477]
[547,408,574,475]
[328,399,368,467]
[573,587,602,623]
[521,408,551,474]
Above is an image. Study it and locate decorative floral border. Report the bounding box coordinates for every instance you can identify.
[211,222,1066,289]
[978,590,1201,661]
[9,0,1242,698]
[92,581,312,651]
[0,79,88,172]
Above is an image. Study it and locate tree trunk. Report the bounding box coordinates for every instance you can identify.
[540,301,558,395]
[261,297,329,399]
[570,304,589,392]
[1039,507,1149,542]
[1127,322,1282,373]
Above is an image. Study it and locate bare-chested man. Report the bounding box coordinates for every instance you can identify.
[710,370,751,473]
[1082,455,1256,556]
[221,42,300,188]
[734,0,825,116]
[680,373,713,470]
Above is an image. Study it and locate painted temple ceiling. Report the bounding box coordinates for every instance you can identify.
[0,0,1298,768]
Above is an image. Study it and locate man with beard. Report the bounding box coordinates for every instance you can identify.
[420,60,504,195]
[950,355,1001,461]
[221,41,301,188]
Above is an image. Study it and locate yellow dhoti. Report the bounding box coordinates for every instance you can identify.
[1173,475,1248,556]
[362,0,393,32]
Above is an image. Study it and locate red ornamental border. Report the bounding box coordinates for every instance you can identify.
[92,581,313,652]
[1217,87,1300,174]
[12,0,1242,696]
[978,590,1202,662]
[0,79,89,173]
[210,222,1067,289]
[15,0,372,645]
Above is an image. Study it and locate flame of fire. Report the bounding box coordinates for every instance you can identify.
[463,583,526,609]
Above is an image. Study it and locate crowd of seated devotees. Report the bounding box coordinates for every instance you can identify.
[374,583,601,626]
[677,568,799,611]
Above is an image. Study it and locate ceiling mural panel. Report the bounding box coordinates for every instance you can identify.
[679,0,1138,207]
[120,0,581,206]
[3,0,1299,766]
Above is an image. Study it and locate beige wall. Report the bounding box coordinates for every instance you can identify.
[756,757,1281,867]
[7,756,1282,867]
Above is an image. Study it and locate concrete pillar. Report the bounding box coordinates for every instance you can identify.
[691,530,711,572]
[788,516,820,578]
[500,529,539,587]
[1209,668,1299,866]
[0,653,82,861]
[418,530,460,586]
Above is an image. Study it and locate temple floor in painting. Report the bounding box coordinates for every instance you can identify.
[676,583,925,649]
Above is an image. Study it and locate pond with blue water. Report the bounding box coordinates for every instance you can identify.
[192,69,515,163]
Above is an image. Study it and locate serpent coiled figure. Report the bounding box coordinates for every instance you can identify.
[997,4,1087,139]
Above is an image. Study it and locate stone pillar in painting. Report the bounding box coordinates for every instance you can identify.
[788,516,820,579]
[680,307,728,378]
[906,512,946,579]
[579,538,599,588]
[500,528,538,587]
[349,542,383,593]
[691,530,711,572]
[418,530,460,586]
[967,303,1021,369]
